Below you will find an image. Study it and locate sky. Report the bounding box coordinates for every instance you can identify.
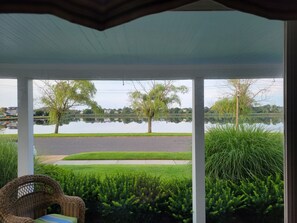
[0,78,283,109]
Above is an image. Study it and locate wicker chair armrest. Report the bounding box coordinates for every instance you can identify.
[1,214,34,223]
[58,195,86,223]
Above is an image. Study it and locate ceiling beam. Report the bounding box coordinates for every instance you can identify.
[0,63,283,80]
[174,0,230,11]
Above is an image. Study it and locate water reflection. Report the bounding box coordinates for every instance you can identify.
[0,115,283,134]
[0,120,18,129]
[81,117,144,124]
[79,115,283,125]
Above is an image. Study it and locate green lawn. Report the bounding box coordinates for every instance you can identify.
[64,152,192,160]
[0,135,17,141]
[60,164,192,180]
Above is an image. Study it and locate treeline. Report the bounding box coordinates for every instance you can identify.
[83,104,283,116]
[205,104,283,115]
[34,104,283,117]
[91,104,283,116]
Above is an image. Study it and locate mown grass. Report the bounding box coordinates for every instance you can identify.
[0,134,17,141]
[64,152,192,160]
[60,164,192,180]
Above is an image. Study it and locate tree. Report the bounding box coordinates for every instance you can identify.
[40,80,100,133]
[82,108,94,115]
[129,81,188,133]
[122,107,134,115]
[0,107,5,115]
[211,98,234,116]
[211,79,273,129]
[35,108,50,116]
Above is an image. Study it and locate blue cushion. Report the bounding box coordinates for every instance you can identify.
[34,214,77,223]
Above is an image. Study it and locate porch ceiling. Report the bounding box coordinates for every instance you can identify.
[0,11,283,80]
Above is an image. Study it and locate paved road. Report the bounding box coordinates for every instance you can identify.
[35,136,192,155]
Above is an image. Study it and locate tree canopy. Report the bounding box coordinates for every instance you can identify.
[211,79,272,129]
[129,81,188,133]
[40,80,100,133]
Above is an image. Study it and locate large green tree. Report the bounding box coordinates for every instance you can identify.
[211,79,272,129]
[40,80,100,133]
[129,81,188,133]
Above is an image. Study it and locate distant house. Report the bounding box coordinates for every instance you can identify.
[104,109,111,114]
[5,107,18,117]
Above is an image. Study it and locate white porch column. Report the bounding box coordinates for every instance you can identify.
[285,21,297,223]
[192,78,206,223]
[17,77,34,176]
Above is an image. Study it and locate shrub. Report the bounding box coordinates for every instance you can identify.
[205,125,283,180]
[36,166,172,223]
[167,179,192,223]
[98,174,168,223]
[35,163,74,182]
[238,175,284,223]
[35,165,284,223]
[0,139,17,188]
[35,164,101,215]
[206,178,245,223]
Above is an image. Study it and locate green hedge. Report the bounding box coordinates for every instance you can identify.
[237,175,284,223]
[36,164,284,223]
[206,179,244,223]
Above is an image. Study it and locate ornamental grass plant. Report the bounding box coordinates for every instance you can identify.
[0,139,17,188]
[205,125,283,181]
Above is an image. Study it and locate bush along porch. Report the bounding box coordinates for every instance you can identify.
[36,164,284,223]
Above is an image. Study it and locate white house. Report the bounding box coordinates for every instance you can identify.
[5,107,18,117]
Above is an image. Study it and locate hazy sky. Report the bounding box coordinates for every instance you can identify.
[0,79,283,109]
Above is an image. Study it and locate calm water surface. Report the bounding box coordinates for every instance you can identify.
[0,116,284,134]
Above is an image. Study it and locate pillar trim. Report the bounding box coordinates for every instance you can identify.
[192,78,206,223]
[284,21,297,223]
[17,77,34,176]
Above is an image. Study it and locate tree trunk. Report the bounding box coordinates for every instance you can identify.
[54,123,59,134]
[235,94,239,130]
[148,116,152,133]
[54,113,61,134]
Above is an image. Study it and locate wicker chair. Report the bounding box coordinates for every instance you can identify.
[0,175,85,223]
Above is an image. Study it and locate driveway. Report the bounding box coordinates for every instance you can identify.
[35,136,192,155]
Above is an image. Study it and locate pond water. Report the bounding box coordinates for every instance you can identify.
[0,115,284,134]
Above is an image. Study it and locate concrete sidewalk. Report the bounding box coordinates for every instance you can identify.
[54,160,191,165]
[37,155,67,164]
